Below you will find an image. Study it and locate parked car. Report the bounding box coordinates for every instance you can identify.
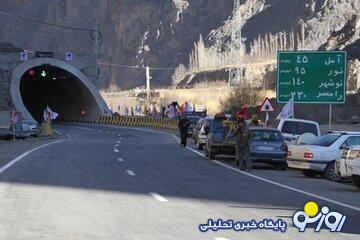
[335,145,360,189]
[22,119,39,137]
[186,115,202,137]
[204,117,236,159]
[194,117,213,150]
[249,127,288,170]
[287,132,360,181]
[204,122,288,169]
[277,118,321,144]
[193,118,205,144]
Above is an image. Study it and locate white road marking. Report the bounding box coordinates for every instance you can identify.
[53,129,63,136]
[117,141,121,144]
[67,134,72,139]
[168,133,360,213]
[114,149,119,153]
[149,192,168,202]
[117,134,121,137]
[117,158,123,162]
[115,144,119,147]
[0,140,64,175]
[186,146,204,157]
[212,160,360,212]
[214,238,228,240]
[126,170,135,176]
[78,124,360,212]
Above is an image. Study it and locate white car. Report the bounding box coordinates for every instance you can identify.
[194,117,213,150]
[336,145,360,189]
[287,132,360,181]
[277,118,321,144]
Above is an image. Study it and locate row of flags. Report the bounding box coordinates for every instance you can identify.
[11,106,58,124]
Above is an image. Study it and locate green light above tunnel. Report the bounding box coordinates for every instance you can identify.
[40,70,47,77]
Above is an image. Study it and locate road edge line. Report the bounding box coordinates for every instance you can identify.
[69,124,360,212]
[0,140,64,175]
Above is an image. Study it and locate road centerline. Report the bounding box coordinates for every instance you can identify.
[149,192,168,202]
[126,170,135,176]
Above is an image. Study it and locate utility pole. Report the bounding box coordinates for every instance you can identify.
[228,0,243,86]
[146,66,151,100]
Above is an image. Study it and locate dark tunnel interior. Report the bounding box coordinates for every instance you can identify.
[20,65,99,123]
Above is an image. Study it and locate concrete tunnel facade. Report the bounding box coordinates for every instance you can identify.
[10,58,110,122]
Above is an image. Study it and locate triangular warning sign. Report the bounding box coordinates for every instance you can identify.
[260,97,275,112]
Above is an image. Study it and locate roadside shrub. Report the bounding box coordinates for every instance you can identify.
[221,83,264,114]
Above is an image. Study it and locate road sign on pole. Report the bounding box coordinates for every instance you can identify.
[66,52,73,61]
[277,51,347,104]
[21,51,28,61]
[260,97,275,112]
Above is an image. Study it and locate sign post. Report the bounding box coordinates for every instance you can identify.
[277,51,347,130]
[260,97,275,126]
[329,104,332,131]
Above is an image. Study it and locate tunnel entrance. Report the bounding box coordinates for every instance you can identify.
[20,65,99,122]
[10,58,110,122]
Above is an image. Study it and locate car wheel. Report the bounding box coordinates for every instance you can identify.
[204,147,209,157]
[324,161,341,182]
[351,175,360,189]
[208,146,215,160]
[302,169,319,178]
[279,163,288,171]
[197,143,203,150]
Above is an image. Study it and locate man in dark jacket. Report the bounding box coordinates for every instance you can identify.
[178,116,190,147]
[234,115,252,171]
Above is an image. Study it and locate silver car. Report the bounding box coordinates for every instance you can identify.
[21,119,39,137]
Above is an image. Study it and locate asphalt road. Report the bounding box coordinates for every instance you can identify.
[0,124,359,240]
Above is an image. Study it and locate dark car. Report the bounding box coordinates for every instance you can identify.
[204,117,236,159]
[250,127,288,170]
[205,124,288,170]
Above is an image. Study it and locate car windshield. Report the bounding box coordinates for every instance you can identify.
[281,121,318,136]
[252,130,283,141]
[22,120,35,124]
[188,117,200,124]
[309,134,340,147]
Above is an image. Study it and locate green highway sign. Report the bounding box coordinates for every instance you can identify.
[277,51,347,104]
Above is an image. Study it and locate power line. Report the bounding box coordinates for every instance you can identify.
[0,8,175,71]
[0,9,98,34]
[98,62,176,71]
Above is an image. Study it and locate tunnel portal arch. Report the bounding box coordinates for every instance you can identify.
[10,58,110,122]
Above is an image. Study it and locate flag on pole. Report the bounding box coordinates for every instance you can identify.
[43,106,58,122]
[276,97,294,120]
[11,109,19,124]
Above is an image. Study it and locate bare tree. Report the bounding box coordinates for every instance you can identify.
[221,83,264,114]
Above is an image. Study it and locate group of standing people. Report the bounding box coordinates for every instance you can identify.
[177,111,260,171]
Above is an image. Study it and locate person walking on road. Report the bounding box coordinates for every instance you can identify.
[178,116,190,147]
[234,114,252,171]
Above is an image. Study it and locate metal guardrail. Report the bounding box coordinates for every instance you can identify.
[61,116,179,132]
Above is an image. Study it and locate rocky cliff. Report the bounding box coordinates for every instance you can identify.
[0,0,358,90]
